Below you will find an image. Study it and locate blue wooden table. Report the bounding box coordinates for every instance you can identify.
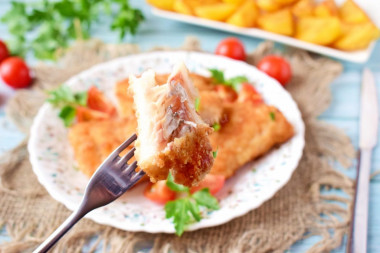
[1,1,379,252]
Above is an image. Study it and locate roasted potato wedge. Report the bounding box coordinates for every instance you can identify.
[173,0,193,15]
[147,0,175,11]
[223,0,245,4]
[333,22,380,50]
[339,0,369,24]
[296,17,341,45]
[195,3,238,21]
[257,0,282,12]
[274,0,299,5]
[314,0,338,17]
[292,0,314,18]
[258,9,294,35]
[226,0,258,27]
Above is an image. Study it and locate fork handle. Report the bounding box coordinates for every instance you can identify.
[33,207,88,253]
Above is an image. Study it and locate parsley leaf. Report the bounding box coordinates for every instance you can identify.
[47,85,87,107]
[164,176,220,236]
[193,189,220,210]
[47,85,88,127]
[228,76,248,90]
[208,69,249,91]
[111,0,145,39]
[1,0,144,59]
[187,199,201,222]
[166,172,189,193]
[59,105,76,127]
[165,199,191,236]
[269,111,276,121]
[195,97,200,112]
[212,149,218,158]
[212,123,221,131]
[209,68,225,83]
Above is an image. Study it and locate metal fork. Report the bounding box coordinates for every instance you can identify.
[33,133,145,253]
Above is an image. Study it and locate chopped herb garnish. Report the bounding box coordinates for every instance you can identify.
[166,172,189,193]
[269,112,276,121]
[208,69,248,91]
[212,123,221,131]
[164,173,219,236]
[227,76,249,90]
[209,68,226,83]
[212,149,218,158]
[195,97,200,112]
[59,105,76,127]
[47,85,87,127]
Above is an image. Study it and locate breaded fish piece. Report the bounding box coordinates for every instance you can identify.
[115,73,213,119]
[68,117,137,177]
[198,91,225,125]
[209,103,294,178]
[129,63,214,187]
[114,75,170,118]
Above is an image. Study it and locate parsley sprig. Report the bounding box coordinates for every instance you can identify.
[47,85,87,127]
[209,69,248,91]
[1,0,144,59]
[165,173,219,236]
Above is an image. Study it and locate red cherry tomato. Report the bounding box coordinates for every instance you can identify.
[0,41,9,63]
[237,83,264,105]
[190,174,225,195]
[257,55,292,86]
[0,57,31,88]
[215,37,246,61]
[144,181,176,204]
[87,86,116,116]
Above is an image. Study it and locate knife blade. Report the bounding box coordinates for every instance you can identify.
[348,68,378,253]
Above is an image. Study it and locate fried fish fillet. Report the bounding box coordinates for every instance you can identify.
[129,63,214,187]
[72,68,293,182]
[115,73,213,119]
[209,103,294,178]
[68,117,137,177]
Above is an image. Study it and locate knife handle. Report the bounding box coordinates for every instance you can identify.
[352,149,372,253]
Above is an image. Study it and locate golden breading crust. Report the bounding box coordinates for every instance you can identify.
[68,117,137,177]
[209,103,294,178]
[137,125,214,186]
[129,64,214,187]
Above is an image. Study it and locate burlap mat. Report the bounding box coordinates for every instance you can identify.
[0,38,356,253]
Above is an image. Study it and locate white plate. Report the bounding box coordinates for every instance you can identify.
[28,51,305,233]
[151,0,380,63]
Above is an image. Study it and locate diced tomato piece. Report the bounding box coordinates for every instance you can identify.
[87,86,116,116]
[237,83,264,105]
[144,181,176,204]
[190,174,225,195]
[76,106,109,122]
[215,85,238,102]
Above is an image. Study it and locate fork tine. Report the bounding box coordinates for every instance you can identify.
[131,168,145,183]
[121,160,138,176]
[118,147,136,166]
[107,133,137,160]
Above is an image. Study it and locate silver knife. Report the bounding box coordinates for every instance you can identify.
[348,68,378,253]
